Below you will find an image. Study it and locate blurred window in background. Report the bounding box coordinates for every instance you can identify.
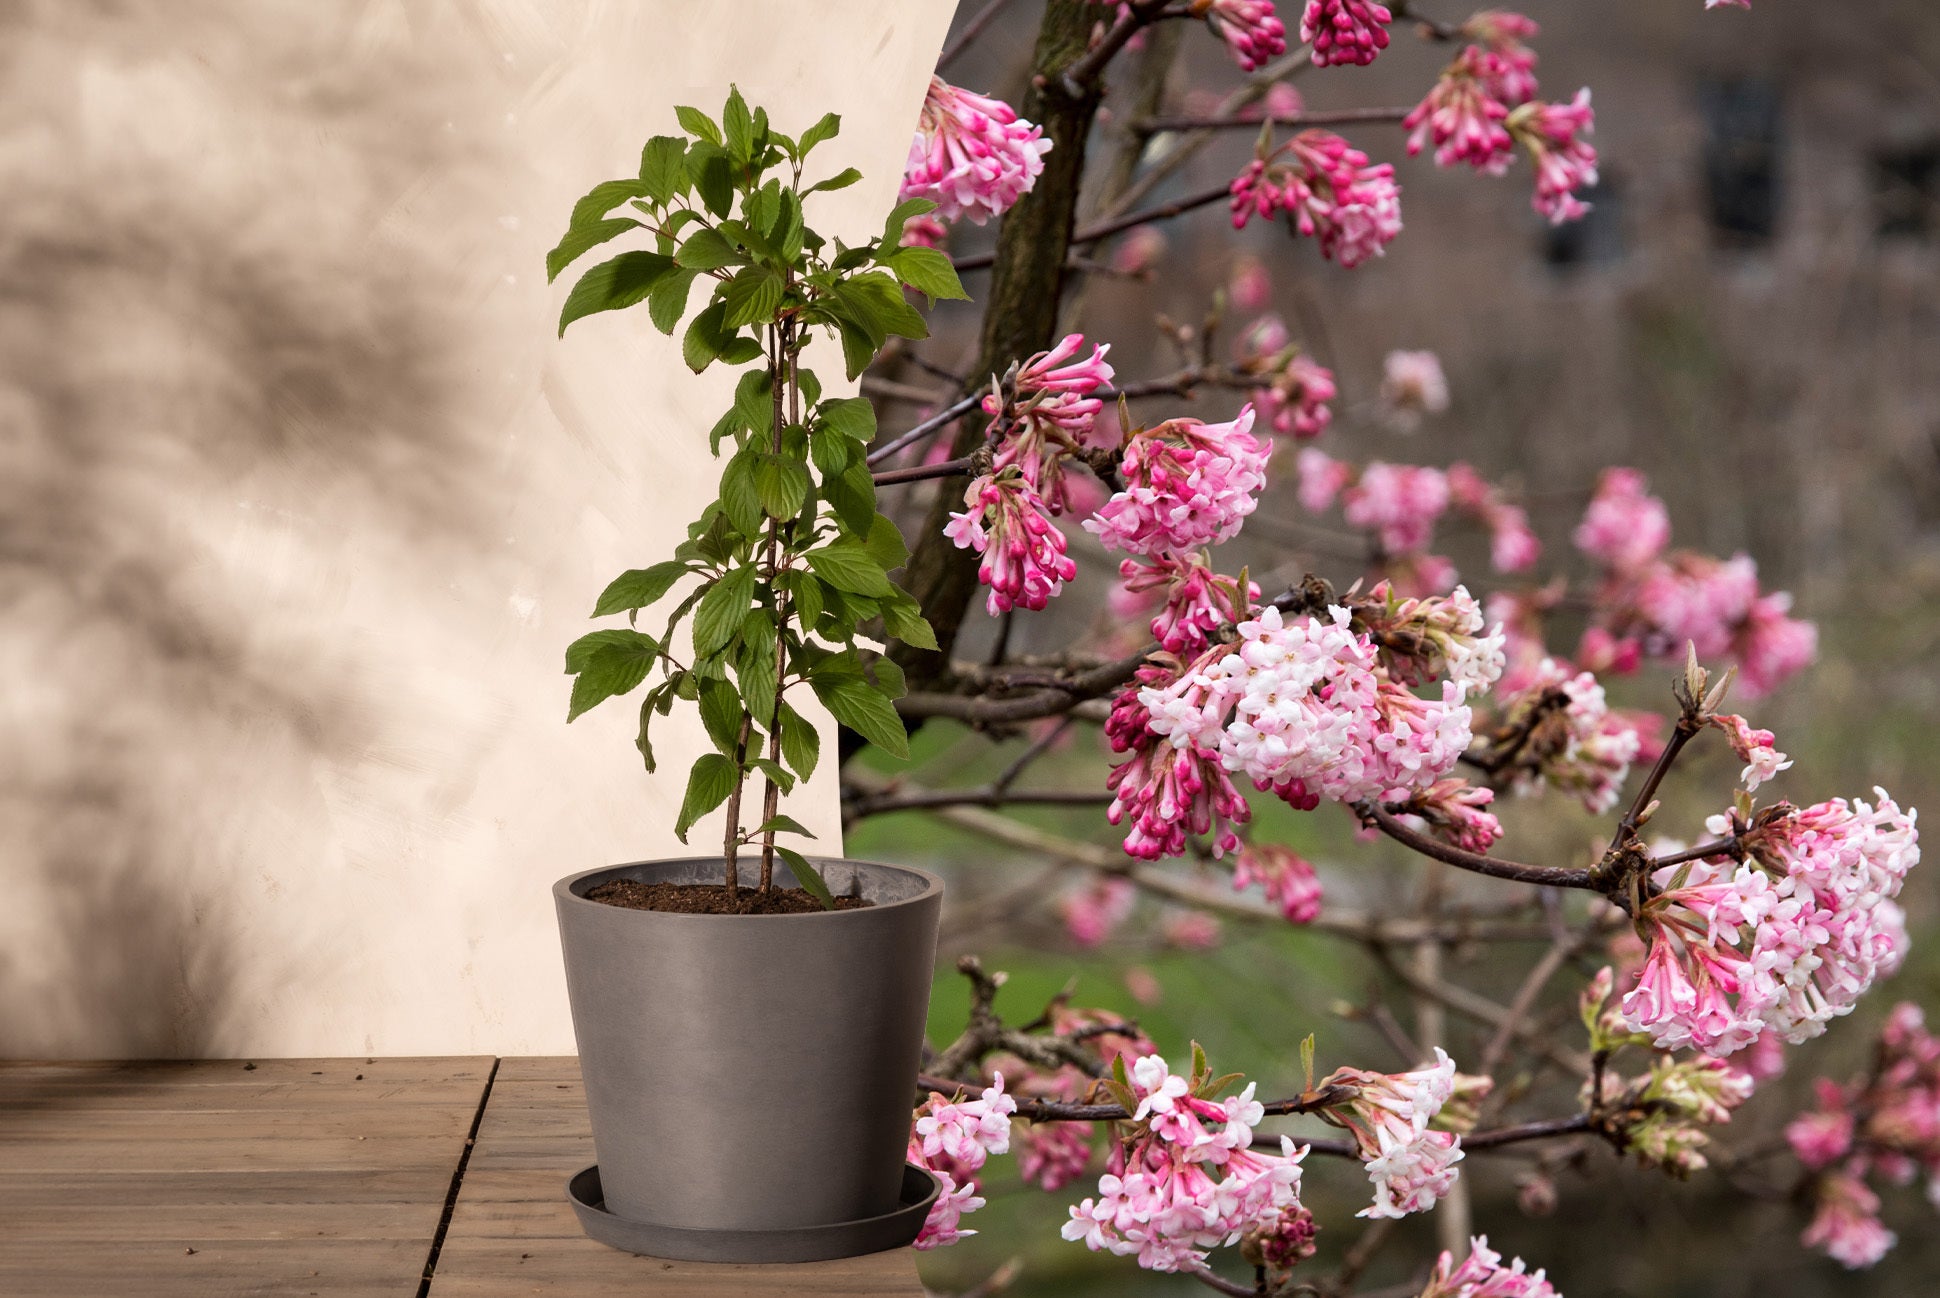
[1873,139,1939,240]
[1544,175,1625,271]
[1699,76,1783,246]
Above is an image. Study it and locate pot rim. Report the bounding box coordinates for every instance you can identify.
[553,855,943,922]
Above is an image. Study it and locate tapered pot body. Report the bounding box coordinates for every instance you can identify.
[553,856,942,1240]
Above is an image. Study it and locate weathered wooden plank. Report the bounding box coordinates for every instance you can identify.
[0,1202,440,1243]
[0,1238,427,1297]
[487,1057,583,1084]
[0,1168,449,1208]
[0,1134,470,1173]
[0,1058,493,1087]
[0,1080,487,1113]
[0,1108,475,1141]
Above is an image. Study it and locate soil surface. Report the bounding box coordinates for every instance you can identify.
[585,879,874,915]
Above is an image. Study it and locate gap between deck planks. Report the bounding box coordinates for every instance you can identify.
[0,1057,925,1298]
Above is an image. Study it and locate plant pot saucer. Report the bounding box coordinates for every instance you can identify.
[565,1163,940,1263]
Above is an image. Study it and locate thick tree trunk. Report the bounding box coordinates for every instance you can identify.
[891,0,1107,694]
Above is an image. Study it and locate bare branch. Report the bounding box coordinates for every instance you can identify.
[1357,802,1599,892]
[1132,106,1415,135]
[937,0,1017,70]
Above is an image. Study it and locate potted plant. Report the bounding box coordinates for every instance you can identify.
[545,88,961,1263]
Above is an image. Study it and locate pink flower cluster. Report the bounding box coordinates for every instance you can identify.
[1299,0,1393,67]
[1137,605,1477,820]
[944,471,1077,615]
[1061,875,1137,947]
[1231,842,1324,922]
[1107,666,1252,860]
[1575,469,1818,697]
[1404,46,1516,174]
[1230,132,1403,267]
[1359,583,1508,693]
[1345,462,1450,555]
[1403,777,1504,854]
[909,1075,1018,1249]
[1118,552,1261,655]
[1378,349,1450,432]
[903,77,1052,225]
[1062,1055,1311,1272]
[1506,89,1599,224]
[1464,11,1542,106]
[1085,407,1270,556]
[1236,320,1337,441]
[1706,711,1792,792]
[1619,790,1919,1056]
[1419,1236,1560,1298]
[1494,659,1641,813]
[1204,0,1288,72]
[1448,463,1541,572]
[1320,1048,1466,1218]
[1787,1003,1940,1268]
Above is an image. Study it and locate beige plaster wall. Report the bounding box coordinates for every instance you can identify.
[0,0,956,1058]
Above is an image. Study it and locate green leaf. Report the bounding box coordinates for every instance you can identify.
[591,561,690,619]
[692,565,757,657]
[823,459,877,536]
[675,105,722,145]
[571,179,652,228]
[792,573,827,630]
[722,86,754,161]
[804,167,862,196]
[880,196,937,249]
[564,629,661,721]
[880,597,936,651]
[546,217,642,284]
[805,545,893,597]
[674,752,738,842]
[863,513,909,568]
[719,451,764,537]
[799,112,841,154]
[558,251,677,336]
[812,675,909,759]
[775,846,835,910]
[833,315,876,383]
[634,691,660,772]
[676,228,738,271]
[638,135,688,204]
[754,453,810,519]
[755,813,816,839]
[777,701,821,782]
[867,653,905,699]
[682,300,737,373]
[648,267,700,334]
[720,336,764,365]
[843,272,929,341]
[883,245,969,302]
[721,268,784,329]
[698,676,745,754]
[737,621,778,722]
[696,151,734,218]
[817,396,877,442]
[745,755,796,793]
[733,369,774,438]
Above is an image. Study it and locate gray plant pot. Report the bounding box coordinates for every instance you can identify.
[553,855,943,1259]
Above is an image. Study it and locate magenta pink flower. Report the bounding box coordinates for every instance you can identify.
[1404,47,1516,174]
[903,76,1053,225]
[1085,407,1270,556]
[1229,254,1273,311]
[1299,0,1393,67]
[1118,553,1260,655]
[1106,667,1252,860]
[1404,778,1504,853]
[1343,462,1450,555]
[913,1169,983,1249]
[909,1075,1016,1249]
[1203,0,1288,72]
[1736,590,1818,698]
[1253,351,1337,441]
[1230,132,1403,266]
[1802,1171,1896,1268]
[1491,659,1641,813]
[1705,712,1792,792]
[1321,1048,1466,1218]
[983,333,1116,510]
[1016,1119,1093,1192]
[1231,842,1324,922]
[1787,1100,1856,1171]
[1507,89,1599,224]
[945,472,1078,615]
[1708,0,1751,8]
[1575,468,1670,572]
[1419,1235,1560,1298]
[1060,876,1137,947]
[1110,223,1168,275]
[1378,350,1450,431]
[1297,447,1351,512]
[900,213,949,248]
[1462,11,1542,105]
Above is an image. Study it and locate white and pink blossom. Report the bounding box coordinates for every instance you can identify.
[1299,0,1393,67]
[903,77,1053,225]
[1086,407,1271,556]
[1230,132,1403,266]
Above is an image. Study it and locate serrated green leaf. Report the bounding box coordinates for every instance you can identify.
[638,135,688,204]
[721,268,784,329]
[753,453,810,519]
[805,545,893,596]
[843,271,929,341]
[867,653,905,699]
[777,701,821,782]
[804,167,862,196]
[792,573,827,629]
[696,151,733,217]
[733,369,774,438]
[718,450,763,537]
[571,179,653,229]
[833,315,875,383]
[756,813,815,839]
[634,691,659,772]
[737,620,777,721]
[817,396,877,442]
[824,460,877,537]
[698,675,745,754]
[648,267,700,334]
[676,228,738,271]
[558,251,678,336]
[591,561,690,619]
[774,846,835,910]
[864,513,909,568]
[682,300,736,373]
[882,244,969,303]
[880,597,936,651]
[722,86,754,160]
[812,676,908,759]
[880,196,936,249]
[564,629,660,721]
[674,752,738,842]
[546,217,642,284]
[745,755,795,793]
[799,112,841,154]
[692,564,757,657]
[674,105,722,145]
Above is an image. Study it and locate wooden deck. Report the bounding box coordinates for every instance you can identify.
[0,1057,925,1297]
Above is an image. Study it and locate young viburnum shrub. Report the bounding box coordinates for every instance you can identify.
[547,88,968,906]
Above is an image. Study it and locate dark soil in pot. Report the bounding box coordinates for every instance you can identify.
[584,878,875,915]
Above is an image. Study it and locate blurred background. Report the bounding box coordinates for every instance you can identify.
[872,1,1940,1295]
